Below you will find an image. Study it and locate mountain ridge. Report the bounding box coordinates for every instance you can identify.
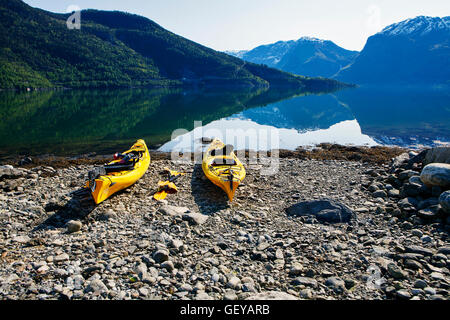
[0,0,347,91]
[226,37,358,78]
[335,15,450,85]
[379,15,450,37]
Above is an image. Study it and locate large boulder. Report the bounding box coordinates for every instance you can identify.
[286,199,355,223]
[400,176,430,198]
[407,150,428,168]
[420,163,450,188]
[424,147,450,165]
[439,191,450,215]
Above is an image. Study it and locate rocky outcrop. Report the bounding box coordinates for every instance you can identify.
[424,147,450,165]
[368,149,449,225]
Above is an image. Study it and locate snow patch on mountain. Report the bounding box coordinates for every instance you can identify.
[379,16,450,36]
[224,50,248,59]
[297,36,326,43]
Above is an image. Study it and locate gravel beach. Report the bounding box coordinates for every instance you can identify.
[0,145,449,300]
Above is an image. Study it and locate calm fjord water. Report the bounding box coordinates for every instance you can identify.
[0,86,449,157]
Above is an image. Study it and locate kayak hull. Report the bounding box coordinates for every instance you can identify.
[202,139,245,202]
[87,139,150,204]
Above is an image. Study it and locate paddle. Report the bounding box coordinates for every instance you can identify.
[153,167,186,200]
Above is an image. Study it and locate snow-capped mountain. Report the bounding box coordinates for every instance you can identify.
[228,40,297,67]
[380,16,449,37]
[336,16,450,84]
[226,37,358,78]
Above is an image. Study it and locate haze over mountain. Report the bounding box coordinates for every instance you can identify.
[0,0,345,90]
[226,37,359,78]
[336,16,450,85]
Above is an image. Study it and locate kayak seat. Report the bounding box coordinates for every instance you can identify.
[210,144,234,156]
[104,161,135,173]
[211,158,237,166]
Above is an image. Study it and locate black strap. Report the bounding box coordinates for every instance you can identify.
[229,171,234,190]
[210,144,234,157]
[211,158,237,166]
[104,162,135,173]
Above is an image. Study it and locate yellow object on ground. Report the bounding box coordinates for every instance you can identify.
[86,139,150,204]
[202,138,246,202]
[153,167,185,201]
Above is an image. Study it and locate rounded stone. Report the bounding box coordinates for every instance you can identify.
[411,229,423,237]
[227,276,241,290]
[420,163,450,187]
[373,190,387,198]
[289,263,304,276]
[413,279,427,289]
[396,289,411,300]
[153,250,170,263]
[387,263,407,279]
[161,261,174,272]
[67,220,82,233]
[224,290,238,300]
[325,277,346,294]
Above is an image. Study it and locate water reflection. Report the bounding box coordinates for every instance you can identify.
[0,87,303,156]
[336,86,450,147]
[160,85,450,151]
[0,85,448,157]
[159,119,377,152]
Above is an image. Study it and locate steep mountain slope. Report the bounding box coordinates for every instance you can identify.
[0,0,161,89]
[336,16,450,84]
[0,0,345,90]
[227,37,358,78]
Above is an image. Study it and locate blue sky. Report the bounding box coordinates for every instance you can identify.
[23,0,450,51]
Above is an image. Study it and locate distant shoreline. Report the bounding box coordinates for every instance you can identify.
[0,78,355,93]
[0,144,407,168]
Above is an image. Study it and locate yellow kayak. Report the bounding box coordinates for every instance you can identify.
[202,138,245,202]
[86,139,150,204]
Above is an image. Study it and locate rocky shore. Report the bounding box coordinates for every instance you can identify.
[0,145,449,300]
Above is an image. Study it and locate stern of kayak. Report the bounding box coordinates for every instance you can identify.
[87,178,111,205]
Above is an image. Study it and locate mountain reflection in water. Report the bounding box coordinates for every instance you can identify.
[0,85,448,157]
